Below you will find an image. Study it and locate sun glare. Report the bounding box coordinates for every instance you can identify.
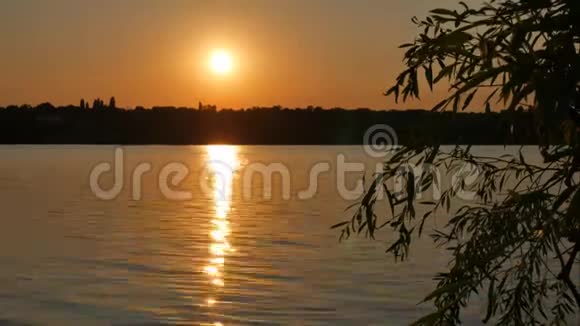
[209,50,233,75]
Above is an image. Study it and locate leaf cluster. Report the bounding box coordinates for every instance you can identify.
[337,1,580,323]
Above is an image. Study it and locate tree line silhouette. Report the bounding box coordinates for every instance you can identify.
[0,99,539,145]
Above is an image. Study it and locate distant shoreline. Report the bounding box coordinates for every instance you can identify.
[0,104,539,145]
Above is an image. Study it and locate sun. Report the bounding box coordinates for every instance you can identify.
[209,50,233,75]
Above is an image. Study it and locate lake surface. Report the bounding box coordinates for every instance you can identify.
[0,146,536,325]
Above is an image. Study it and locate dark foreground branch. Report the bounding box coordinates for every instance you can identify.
[557,242,580,307]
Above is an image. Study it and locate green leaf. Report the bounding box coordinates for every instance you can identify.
[453,94,461,113]
[384,185,396,218]
[565,188,580,219]
[483,278,496,323]
[437,31,473,46]
[407,170,416,208]
[431,98,449,112]
[553,187,577,211]
[421,281,465,303]
[434,64,455,84]
[424,64,434,91]
[418,210,433,236]
[430,8,458,17]
[461,90,476,111]
[330,221,349,229]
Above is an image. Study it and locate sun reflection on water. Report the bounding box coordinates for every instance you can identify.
[203,145,239,323]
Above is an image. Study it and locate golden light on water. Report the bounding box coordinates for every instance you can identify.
[203,265,219,276]
[203,145,239,318]
[212,279,225,287]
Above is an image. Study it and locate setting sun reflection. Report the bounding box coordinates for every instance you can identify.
[204,145,239,315]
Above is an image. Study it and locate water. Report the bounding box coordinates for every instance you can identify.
[0,146,532,325]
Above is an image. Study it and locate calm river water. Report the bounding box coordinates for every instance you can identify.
[0,146,541,325]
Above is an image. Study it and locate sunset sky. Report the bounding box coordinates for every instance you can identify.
[0,0,483,110]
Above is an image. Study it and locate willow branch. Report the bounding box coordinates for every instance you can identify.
[557,241,580,307]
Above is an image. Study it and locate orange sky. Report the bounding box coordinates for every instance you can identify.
[0,0,484,110]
